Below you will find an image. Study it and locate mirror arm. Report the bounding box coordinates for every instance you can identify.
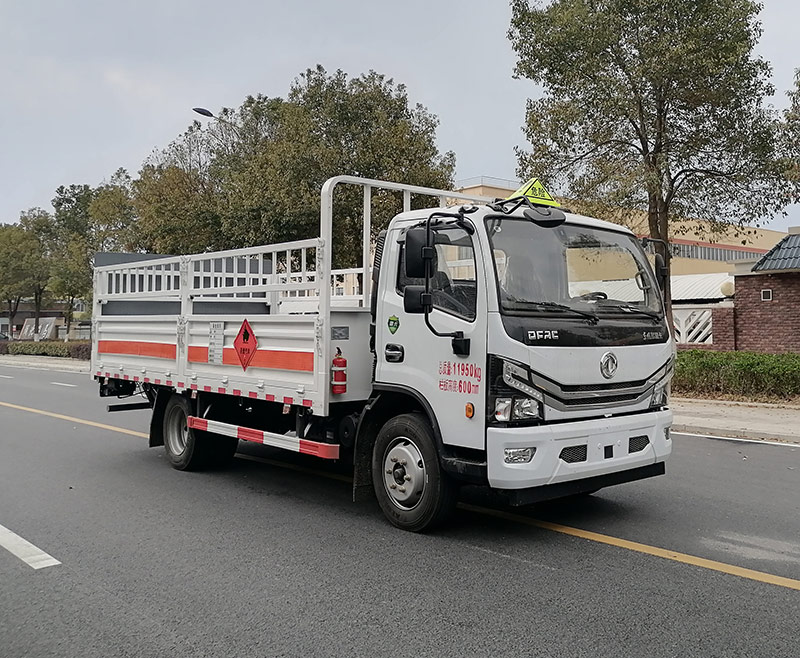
[418,208,474,357]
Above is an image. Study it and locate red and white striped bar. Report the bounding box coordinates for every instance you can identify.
[187,416,340,460]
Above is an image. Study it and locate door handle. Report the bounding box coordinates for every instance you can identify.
[384,344,404,363]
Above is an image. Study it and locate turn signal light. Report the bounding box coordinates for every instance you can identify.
[465,402,475,419]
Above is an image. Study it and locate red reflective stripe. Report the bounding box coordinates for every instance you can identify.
[144,377,150,383]
[187,346,209,363]
[237,427,264,443]
[190,384,198,390]
[123,375,129,380]
[283,397,293,405]
[302,399,312,407]
[154,379,161,385]
[222,348,313,372]
[188,417,208,432]
[218,387,226,394]
[177,382,184,388]
[265,394,275,402]
[203,386,211,392]
[299,440,340,460]
[165,380,172,387]
[233,389,242,396]
[98,340,176,359]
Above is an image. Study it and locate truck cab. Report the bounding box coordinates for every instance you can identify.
[369,200,672,517]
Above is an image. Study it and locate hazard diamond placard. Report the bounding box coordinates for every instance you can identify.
[233,319,258,371]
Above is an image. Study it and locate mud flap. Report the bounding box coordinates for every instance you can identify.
[148,388,171,447]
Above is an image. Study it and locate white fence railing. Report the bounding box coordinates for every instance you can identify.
[673,305,714,344]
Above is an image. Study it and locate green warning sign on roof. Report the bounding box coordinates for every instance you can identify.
[507,177,560,208]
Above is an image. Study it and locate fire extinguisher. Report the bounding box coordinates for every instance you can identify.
[332,347,347,394]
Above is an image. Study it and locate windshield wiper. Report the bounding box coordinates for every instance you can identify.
[504,299,599,324]
[597,301,661,320]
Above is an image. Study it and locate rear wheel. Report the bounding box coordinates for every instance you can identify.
[163,394,237,470]
[372,413,456,532]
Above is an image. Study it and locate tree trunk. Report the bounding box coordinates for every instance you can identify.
[66,296,75,334]
[6,297,20,340]
[34,287,42,334]
[656,196,673,328]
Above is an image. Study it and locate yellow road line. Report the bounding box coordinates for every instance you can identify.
[459,504,800,592]
[4,399,800,591]
[0,401,149,439]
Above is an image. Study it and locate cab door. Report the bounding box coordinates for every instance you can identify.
[374,223,488,451]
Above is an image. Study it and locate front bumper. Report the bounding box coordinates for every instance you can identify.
[487,409,672,490]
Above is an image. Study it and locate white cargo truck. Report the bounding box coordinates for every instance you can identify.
[92,176,674,531]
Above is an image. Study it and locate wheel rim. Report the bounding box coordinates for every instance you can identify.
[166,404,189,456]
[382,436,426,510]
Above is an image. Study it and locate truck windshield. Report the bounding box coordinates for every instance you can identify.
[485,216,663,319]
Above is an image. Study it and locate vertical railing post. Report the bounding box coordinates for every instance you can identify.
[177,256,191,382]
[319,181,336,416]
[362,186,372,305]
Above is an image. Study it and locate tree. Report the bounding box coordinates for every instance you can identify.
[49,235,91,333]
[18,208,57,333]
[131,66,456,266]
[264,66,456,266]
[0,225,38,337]
[51,184,95,330]
[90,168,137,252]
[509,0,797,314]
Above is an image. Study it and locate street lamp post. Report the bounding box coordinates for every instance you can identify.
[192,107,242,140]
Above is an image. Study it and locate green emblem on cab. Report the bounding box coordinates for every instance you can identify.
[388,315,400,335]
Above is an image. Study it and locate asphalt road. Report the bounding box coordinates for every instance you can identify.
[1,364,798,658]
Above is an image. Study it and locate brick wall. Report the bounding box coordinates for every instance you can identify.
[734,273,800,353]
[711,306,736,351]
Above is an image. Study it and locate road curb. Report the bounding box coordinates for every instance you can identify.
[673,397,800,411]
[672,423,800,446]
[0,355,89,374]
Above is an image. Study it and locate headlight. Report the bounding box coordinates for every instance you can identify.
[513,398,540,419]
[494,397,512,422]
[651,383,668,408]
[503,361,544,402]
[494,396,541,422]
[489,356,545,424]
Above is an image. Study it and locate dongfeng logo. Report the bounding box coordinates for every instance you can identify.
[600,352,618,379]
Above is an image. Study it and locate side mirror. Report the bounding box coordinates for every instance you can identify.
[403,285,431,314]
[404,228,437,279]
[654,253,668,291]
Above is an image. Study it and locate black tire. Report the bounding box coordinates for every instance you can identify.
[372,413,456,532]
[162,394,238,470]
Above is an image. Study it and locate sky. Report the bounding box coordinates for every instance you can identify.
[1,0,798,231]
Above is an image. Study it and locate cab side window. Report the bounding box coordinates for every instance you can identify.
[397,226,477,321]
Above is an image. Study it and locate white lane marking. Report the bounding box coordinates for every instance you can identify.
[465,544,558,571]
[0,375,13,379]
[50,382,77,388]
[672,431,799,448]
[0,523,61,569]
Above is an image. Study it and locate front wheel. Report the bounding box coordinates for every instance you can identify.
[372,414,456,532]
